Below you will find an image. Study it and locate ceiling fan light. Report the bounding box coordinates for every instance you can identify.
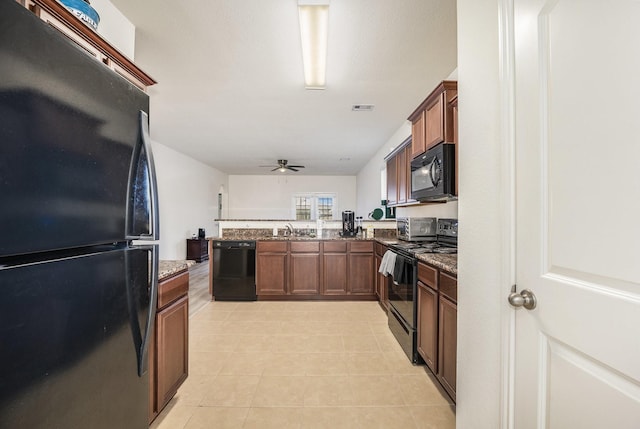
[279,167,287,173]
[298,2,329,89]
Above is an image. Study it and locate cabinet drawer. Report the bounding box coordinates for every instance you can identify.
[349,241,374,253]
[158,271,189,309]
[290,241,320,253]
[418,262,438,289]
[257,241,288,253]
[323,241,347,253]
[439,272,457,303]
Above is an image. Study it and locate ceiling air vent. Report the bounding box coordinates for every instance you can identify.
[351,104,374,111]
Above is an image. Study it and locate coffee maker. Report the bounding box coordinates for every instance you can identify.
[341,210,357,237]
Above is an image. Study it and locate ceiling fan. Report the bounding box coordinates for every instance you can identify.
[259,159,305,172]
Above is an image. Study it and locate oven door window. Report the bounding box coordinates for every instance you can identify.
[387,254,416,327]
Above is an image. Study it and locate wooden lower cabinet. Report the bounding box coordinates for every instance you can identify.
[438,296,457,401]
[348,241,374,295]
[417,281,438,372]
[349,253,374,294]
[256,240,375,298]
[149,270,189,423]
[375,254,383,299]
[437,271,457,402]
[156,295,189,407]
[290,253,321,294]
[416,262,457,403]
[256,241,288,295]
[323,253,348,294]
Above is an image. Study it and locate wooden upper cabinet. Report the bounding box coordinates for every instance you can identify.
[405,142,415,204]
[411,111,426,159]
[386,156,398,206]
[425,93,445,149]
[397,146,407,205]
[384,136,412,207]
[408,81,457,158]
[21,0,156,91]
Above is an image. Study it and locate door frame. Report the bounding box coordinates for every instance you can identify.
[497,0,518,428]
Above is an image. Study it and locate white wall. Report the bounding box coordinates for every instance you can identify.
[356,122,411,218]
[90,0,135,59]
[227,175,356,220]
[456,0,504,427]
[152,141,228,260]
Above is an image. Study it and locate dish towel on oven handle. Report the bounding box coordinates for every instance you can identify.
[392,253,407,285]
[378,250,396,277]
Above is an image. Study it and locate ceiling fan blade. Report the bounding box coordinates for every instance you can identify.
[259,165,278,168]
[288,167,299,172]
[287,165,305,168]
[271,167,280,171]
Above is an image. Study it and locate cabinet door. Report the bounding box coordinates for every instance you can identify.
[397,146,407,204]
[411,111,426,158]
[417,282,438,373]
[290,253,320,294]
[425,93,445,150]
[438,296,457,402]
[256,253,287,295]
[386,156,398,206]
[375,255,389,310]
[405,143,415,203]
[156,295,189,411]
[348,253,374,294]
[375,254,383,299]
[323,253,348,294]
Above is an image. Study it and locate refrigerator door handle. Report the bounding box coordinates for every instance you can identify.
[139,111,160,240]
[138,244,158,376]
[126,111,160,241]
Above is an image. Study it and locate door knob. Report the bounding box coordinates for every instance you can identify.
[508,287,537,310]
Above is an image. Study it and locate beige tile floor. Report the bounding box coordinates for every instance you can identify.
[153,264,455,429]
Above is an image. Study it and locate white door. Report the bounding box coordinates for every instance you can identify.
[512,0,640,427]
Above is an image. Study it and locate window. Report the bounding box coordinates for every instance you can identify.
[292,194,336,220]
[295,196,312,220]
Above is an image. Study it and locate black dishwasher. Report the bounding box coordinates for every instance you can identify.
[211,240,257,301]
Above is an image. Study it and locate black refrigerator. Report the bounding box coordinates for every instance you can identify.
[0,2,159,428]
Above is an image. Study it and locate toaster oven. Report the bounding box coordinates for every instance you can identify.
[396,217,437,241]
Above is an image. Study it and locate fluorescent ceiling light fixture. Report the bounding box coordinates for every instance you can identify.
[298,1,329,89]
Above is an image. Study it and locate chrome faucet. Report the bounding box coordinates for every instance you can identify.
[285,223,294,237]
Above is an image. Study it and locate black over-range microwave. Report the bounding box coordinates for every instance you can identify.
[410,142,456,202]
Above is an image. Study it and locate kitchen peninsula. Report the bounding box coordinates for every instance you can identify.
[208,219,396,301]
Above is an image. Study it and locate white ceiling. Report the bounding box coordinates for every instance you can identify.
[109,0,457,175]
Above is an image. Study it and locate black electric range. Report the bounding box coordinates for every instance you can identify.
[386,218,457,363]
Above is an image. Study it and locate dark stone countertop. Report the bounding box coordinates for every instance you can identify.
[373,238,457,276]
[158,260,196,281]
[207,235,380,241]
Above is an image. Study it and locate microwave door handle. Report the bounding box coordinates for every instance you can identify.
[429,158,441,187]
